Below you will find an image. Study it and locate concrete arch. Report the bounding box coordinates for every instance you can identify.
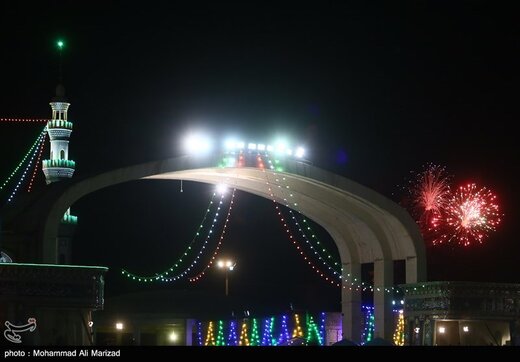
[40,154,426,342]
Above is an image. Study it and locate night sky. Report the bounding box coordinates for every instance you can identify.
[0,1,518,313]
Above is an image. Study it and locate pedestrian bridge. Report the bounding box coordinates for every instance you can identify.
[2,153,426,342]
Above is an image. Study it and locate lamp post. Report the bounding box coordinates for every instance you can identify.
[217,259,235,297]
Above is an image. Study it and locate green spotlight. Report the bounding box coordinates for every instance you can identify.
[57,40,64,49]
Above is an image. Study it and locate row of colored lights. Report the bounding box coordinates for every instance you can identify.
[199,309,404,346]
[0,118,49,123]
[122,191,234,282]
[259,153,407,294]
[200,313,325,346]
[0,128,45,194]
[188,188,236,282]
[5,131,46,203]
[27,137,47,193]
[122,193,221,281]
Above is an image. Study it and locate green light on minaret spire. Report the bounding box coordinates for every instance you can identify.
[56,39,65,82]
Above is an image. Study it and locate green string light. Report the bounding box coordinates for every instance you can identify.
[121,192,218,281]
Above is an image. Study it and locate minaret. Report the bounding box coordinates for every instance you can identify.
[42,84,75,184]
[41,40,77,264]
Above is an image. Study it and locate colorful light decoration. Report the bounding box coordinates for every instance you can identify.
[204,321,216,346]
[6,132,46,203]
[121,192,231,282]
[0,128,45,195]
[277,315,290,346]
[319,312,326,344]
[188,189,237,282]
[227,321,238,346]
[197,322,203,346]
[215,320,225,346]
[261,153,401,294]
[198,309,405,347]
[305,314,323,346]
[261,317,275,346]
[239,321,250,346]
[261,153,342,276]
[27,133,46,192]
[292,314,304,338]
[250,318,261,346]
[0,118,49,123]
[362,305,374,344]
[393,310,405,346]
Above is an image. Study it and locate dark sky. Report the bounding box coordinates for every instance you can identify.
[0,1,518,312]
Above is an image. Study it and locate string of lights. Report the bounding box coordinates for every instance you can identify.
[261,153,342,275]
[215,320,225,346]
[260,152,404,294]
[6,131,46,203]
[27,133,47,192]
[361,305,375,344]
[199,309,404,346]
[0,128,45,194]
[227,320,238,346]
[121,192,227,282]
[393,310,405,346]
[188,188,236,282]
[0,118,49,123]
[239,321,250,346]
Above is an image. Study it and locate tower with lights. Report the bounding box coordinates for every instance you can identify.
[42,40,75,184]
[41,40,77,263]
[42,84,75,184]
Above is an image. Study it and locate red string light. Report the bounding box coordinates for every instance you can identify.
[0,118,49,123]
[27,135,47,192]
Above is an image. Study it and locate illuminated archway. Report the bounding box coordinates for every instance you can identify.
[40,154,425,342]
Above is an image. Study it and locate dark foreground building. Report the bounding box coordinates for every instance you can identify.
[402,281,520,346]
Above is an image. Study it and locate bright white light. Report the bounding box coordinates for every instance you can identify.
[257,144,266,151]
[224,139,236,150]
[217,260,224,268]
[88,321,94,328]
[414,327,420,334]
[183,134,212,155]
[463,326,469,333]
[275,142,287,154]
[438,327,445,334]
[400,300,404,305]
[116,322,124,330]
[286,149,293,156]
[248,143,257,150]
[266,145,274,152]
[216,184,228,195]
[295,147,305,158]
[236,141,245,149]
[229,265,235,271]
[225,260,233,268]
[169,331,178,342]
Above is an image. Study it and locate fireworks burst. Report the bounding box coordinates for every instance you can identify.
[408,164,451,231]
[433,183,502,247]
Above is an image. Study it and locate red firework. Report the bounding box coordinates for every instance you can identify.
[432,183,502,247]
[409,164,451,231]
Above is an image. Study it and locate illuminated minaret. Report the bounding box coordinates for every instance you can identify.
[42,40,75,184]
[41,40,77,264]
[42,84,75,184]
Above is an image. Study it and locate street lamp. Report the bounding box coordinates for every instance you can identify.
[216,259,235,297]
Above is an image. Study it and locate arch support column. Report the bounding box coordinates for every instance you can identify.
[341,262,362,343]
[374,259,394,340]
